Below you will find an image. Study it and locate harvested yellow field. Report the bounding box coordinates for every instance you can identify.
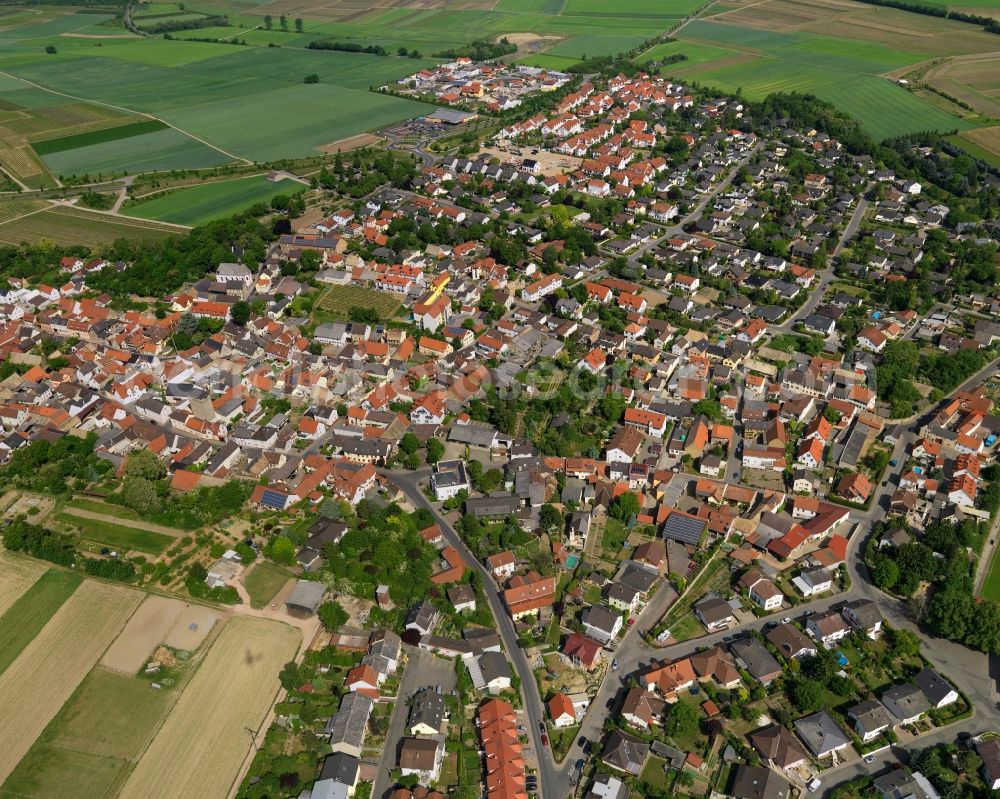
[0,549,46,615]
[118,616,300,799]
[0,580,142,784]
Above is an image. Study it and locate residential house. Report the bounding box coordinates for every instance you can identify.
[806,610,849,647]
[848,698,893,742]
[749,725,808,772]
[794,710,850,759]
[600,731,650,776]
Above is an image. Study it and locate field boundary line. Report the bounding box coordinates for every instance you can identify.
[103,614,226,799]
[0,202,49,226]
[50,200,192,230]
[0,70,252,168]
[57,506,187,536]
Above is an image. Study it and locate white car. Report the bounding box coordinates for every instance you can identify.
[807,778,822,793]
[864,755,877,764]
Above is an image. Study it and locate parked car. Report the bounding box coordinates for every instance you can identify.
[808,778,822,793]
[578,736,588,749]
[541,734,549,747]
[612,659,619,671]
[575,759,585,771]
[538,721,545,733]
[864,755,877,764]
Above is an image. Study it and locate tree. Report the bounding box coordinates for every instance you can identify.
[303,73,319,84]
[539,504,563,532]
[789,677,824,712]
[426,438,444,464]
[870,556,899,592]
[279,660,302,691]
[608,491,640,522]
[294,17,303,31]
[230,300,250,326]
[279,13,288,30]
[126,449,166,480]
[665,700,699,739]
[263,14,272,29]
[270,535,296,565]
[123,474,161,513]
[317,600,349,632]
[45,45,57,54]
[399,432,420,455]
[189,562,208,582]
[891,628,921,658]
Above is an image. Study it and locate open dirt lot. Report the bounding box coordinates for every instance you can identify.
[101,595,188,675]
[481,144,582,177]
[0,549,46,616]
[164,605,219,651]
[117,616,301,799]
[317,133,383,153]
[0,580,142,784]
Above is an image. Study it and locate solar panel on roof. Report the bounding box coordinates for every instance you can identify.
[261,489,287,510]
[660,512,706,545]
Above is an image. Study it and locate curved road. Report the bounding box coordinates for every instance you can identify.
[379,346,1000,797]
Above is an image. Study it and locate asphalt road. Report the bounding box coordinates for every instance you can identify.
[382,469,561,798]
[371,648,456,799]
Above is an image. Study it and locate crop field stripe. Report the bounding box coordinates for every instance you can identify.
[0,569,83,677]
[56,511,176,554]
[0,579,143,785]
[32,118,167,154]
[0,549,49,616]
[123,174,306,226]
[1,666,181,799]
[118,616,301,799]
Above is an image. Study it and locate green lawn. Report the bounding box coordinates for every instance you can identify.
[668,613,705,643]
[601,518,628,553]
[1,666,176,799]
[0,569,82,676]
[125,174,305,226]
[66,498,141,521]
[244,562,291,609]
[641,756,672,791]
[980,546,1000,601]
[55,511,174,555]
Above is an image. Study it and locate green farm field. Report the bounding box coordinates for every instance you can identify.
[0,206,181,247]
[669,14,992,139]
[55,512,175,555]
[0,570,82,677]
[42,126,233,179]
[125,174,306,226]
[1,666,177,799]
[32,119,168,155]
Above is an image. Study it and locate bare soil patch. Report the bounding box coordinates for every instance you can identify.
[101,595,187,675]
[502,32,562,56]
[164,605,219,651]
[317,132,382,154]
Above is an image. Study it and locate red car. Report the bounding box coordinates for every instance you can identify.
[541,734,549,747]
